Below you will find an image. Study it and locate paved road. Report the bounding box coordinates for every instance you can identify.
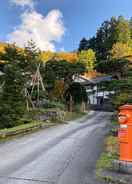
[0,111,111,184]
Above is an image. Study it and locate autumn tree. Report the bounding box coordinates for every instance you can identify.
[114,16,131,44]
[129,17,132,39]
[111,42,132,59]
[78,49,96,71]
[79,16,132,62]
[55,52,78,63]
[39,51,55,63]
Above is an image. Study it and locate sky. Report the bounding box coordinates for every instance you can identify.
[0,0,132,52]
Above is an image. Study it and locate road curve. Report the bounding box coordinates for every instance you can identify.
[0,111,111,184]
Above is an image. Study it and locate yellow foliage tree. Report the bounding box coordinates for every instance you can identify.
[39,51,55,63]
[111,42,132,59]
[78,49,96,71]
[40,51,78,63]
[55,52,78,63]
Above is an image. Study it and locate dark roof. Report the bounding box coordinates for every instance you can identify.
[78,75,112,86]
[89,76,112,84]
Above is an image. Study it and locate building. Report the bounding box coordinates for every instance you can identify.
[74,75,114,107]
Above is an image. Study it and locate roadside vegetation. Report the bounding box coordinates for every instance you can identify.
[96,136,118,177]
[96,115,120,183]
[96,124,119,183]
[63,111,86,122]
[0,40,88,131]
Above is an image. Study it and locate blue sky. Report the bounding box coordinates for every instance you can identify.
[0,0,132,51]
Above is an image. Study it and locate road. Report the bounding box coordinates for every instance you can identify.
[0,111,111,184]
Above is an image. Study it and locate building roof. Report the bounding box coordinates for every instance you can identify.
[89,75,112,84]
[74,75,112,86]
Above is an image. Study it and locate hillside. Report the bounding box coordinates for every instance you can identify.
[0,42,8,53]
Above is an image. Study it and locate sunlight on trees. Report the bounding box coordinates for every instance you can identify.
[78,49,96,71]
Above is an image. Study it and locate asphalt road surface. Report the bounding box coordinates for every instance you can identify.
[0,111,112,184]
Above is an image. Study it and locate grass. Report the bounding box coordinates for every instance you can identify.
[0,119,59,142]
[96,136,119,179]
[0,103,87,143]
[111,119,118,126]
[0,109,87,142]
[0,120,53,133]
[96,115,119,182]
[64,111,86,121]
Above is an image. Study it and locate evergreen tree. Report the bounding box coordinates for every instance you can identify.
[0,45,27,128]
[78,38,89,51]
[24,40,41,74]
[0,41,42,128]
[79,16,132,62]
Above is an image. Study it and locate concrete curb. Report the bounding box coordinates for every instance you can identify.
[113,160,132,174]
[0,123,57,139]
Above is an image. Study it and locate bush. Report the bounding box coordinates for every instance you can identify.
[0,102,26,129]
[112,92,132,108]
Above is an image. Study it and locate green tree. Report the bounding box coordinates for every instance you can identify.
[24,40,41,73]
[0,41,42,128]
[95,17,117,61]
[44,59,86,100]
[78,49,96,71]
[78,38,89,51]
[0,45,27,128]
[79,17,117,61]
[96,58,128,79]
[79,16,132,62]
[64,82,88,111]
[115,16,131,44]
[105,75,132,109]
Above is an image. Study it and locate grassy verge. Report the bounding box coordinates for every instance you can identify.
[0,120,53,133]
[110,120,118,136]
[0,110,87,142]
[64,111,87,122]
[96,135,119,182]
[0,120,60,142]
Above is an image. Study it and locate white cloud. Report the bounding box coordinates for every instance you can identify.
[7,10,65,51]
[10,0,34,8]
